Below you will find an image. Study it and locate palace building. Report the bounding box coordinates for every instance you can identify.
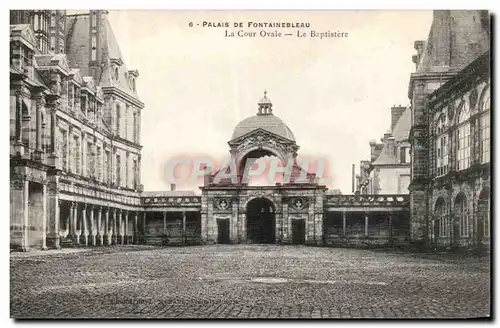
[9,10,489,252]
[408,10,490,250]
[10,10,144,251]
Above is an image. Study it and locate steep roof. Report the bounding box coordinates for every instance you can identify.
[417,10,490,74]
[65,12,137,98]
[372,145,397,166]
[392,107,411,142]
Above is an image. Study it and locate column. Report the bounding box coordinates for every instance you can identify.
[141,211,147,244]
[41,184,47,250]
[182,211,187,245]
[96,206,102,246]
[112,209,118,245]
[388,212,393,245]
[133,211,138,244]
[124,210,129,244]
[282,202,289,243]
[73,202,79,244]
[364,212,369,237]
[90,205,96,246]
[80,204,88,246]
[342,211,347,238]
[46,184,60,249]
[66,201,72,241]
[163,211,167,235]
[11,179,29,251]
[104,207,110,246]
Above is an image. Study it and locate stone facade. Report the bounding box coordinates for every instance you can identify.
[9,10,421,251]
[10,10,144,251]
[408,10,490,250]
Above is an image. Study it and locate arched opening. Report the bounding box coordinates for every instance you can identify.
[433,197,447,244]
[246,198,276,244]
[454,192,469,243]
[477,187,490,243]
[239,149,285,186]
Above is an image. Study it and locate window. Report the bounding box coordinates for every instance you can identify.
[132,78,136,92]
[456,103,471,171]
[50,12,56,27]
[435,114,449,176]
[133,159,138,189]
[400,147,406,163]
[125,152,130,188]
[133,112,138,143]
[87,142,93,177]
[115,104,121,135]
[115,154,121,186]
[61,129,68,171]
[104,149,110,183]
[455,194,469,237]
[435,199,448,238]
[114,67,119,81]
[74,136,80,174]
[96,146,102,181]
[479,89,490,164]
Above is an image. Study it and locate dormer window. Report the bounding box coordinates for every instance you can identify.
[132,78,136,92]
[114,67,119,81]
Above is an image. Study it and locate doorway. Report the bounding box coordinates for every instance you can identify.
[246,198,276,244]
[217,219,230,244]
[292,219,305,245]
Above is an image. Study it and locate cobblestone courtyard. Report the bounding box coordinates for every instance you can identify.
[10,245,490,319]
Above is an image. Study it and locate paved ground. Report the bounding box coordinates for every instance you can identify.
[10,245,490,319]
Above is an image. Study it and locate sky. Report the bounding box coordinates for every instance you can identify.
[107,10,434,194]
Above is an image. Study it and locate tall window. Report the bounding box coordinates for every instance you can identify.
[96,146,102,181]
[479,89,490,164]
[125,152,130,188]
[74,136,80,174]
[435,198,448,238]
[435,114,449,176]
[115,104,121,136]
[456,103,471,171]
[50,12,56,27]
[61,129,68,171]
[116,154,121,186]
[87,141,93,177]
[104,149,110,183]
[455,193,469,237]
[133,159,138,189]
[133,112,138,143]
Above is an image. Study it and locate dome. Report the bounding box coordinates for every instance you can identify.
[230,91,296,142]
[231,114,296,141]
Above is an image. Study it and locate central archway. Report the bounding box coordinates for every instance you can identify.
[246,198,276,244]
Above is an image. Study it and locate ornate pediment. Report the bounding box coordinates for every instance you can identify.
[229,128,299,159]
[10,24,37,50]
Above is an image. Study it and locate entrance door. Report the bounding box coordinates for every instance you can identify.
[292,219,305,245]
[217,219,230,244]
[246,198,276,244]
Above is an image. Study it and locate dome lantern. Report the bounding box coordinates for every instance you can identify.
[257,90,273,115]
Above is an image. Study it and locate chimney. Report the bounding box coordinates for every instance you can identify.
[369,140,377,162]
[170,183,176,191]
[412,40,425,70]
[352,164,355,194]
[386,137,396,158]
[391,105,406,131]
[382,131,392,142]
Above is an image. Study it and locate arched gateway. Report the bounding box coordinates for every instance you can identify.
[200,91,325,245]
